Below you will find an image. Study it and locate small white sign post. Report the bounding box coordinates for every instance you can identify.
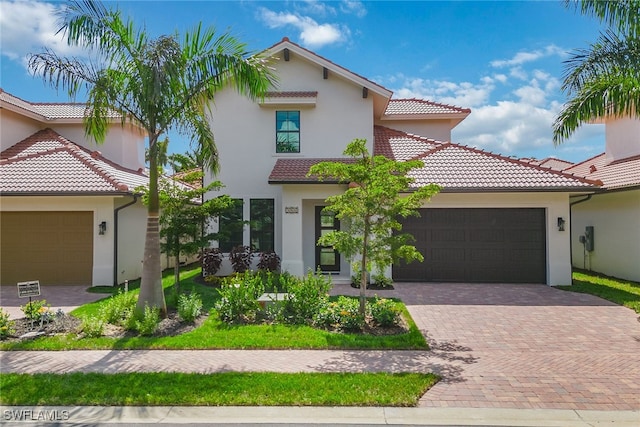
[17,280,41,328]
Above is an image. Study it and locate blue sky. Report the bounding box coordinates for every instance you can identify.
[1,0,607,162]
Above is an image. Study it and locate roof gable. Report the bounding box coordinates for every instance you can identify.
[263,38,392,99]
[0,128,149,194]
[564,153,640,190]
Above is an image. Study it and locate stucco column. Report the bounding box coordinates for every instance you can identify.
[280,189,304,276]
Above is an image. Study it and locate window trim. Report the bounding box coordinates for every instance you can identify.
[276,110,300,154]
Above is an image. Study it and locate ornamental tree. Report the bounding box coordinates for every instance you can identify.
[308,138,440,314]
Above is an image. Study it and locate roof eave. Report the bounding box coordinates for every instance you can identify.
[429,187,600,194]
[0,191,137,197]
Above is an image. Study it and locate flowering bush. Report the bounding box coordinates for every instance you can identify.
[368,297,401,327]
[315,296,364,331]
[20,299,50,322]
[177,292,203,323]
[0,308,16,340]
[215,272,264,323]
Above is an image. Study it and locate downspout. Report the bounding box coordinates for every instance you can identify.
[113,195,139,286]
[568,194,593,272]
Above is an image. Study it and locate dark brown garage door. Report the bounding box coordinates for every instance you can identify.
[393,208,546,283]
[0,211,93,285]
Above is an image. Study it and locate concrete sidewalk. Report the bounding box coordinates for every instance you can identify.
[1,405,638,426]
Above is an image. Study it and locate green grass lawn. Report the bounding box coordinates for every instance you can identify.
[1,266,427,351]
[0,372,438,407]
[558,269,640,313]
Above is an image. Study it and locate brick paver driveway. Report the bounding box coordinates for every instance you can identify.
[385,283,640,410]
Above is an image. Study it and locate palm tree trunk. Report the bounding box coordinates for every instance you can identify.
[136,138,167,316]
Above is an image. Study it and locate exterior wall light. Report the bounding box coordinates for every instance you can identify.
[99,221,107,235]
[557,217,565,232]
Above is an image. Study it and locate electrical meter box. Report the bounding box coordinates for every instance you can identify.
[585,226,594,252]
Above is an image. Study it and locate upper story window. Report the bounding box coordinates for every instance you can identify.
[276,111,300,153]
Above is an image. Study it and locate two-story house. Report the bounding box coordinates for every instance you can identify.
[0,89,150,287]
[206,38,599,286]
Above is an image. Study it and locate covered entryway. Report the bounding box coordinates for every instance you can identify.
[0,211,93,285]
[393,208,546,283]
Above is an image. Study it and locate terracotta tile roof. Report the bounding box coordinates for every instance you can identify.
[1,88,120,120]
[384,98,471,116]
[564,153,640,190]
[0,128,148,194]
[269,158,356,183]
[408,143,598,191]
[520,157,574,171]
[269,126,599,191]
[374,125,441,160]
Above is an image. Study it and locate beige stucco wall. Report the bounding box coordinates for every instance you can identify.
[605,117,640,162]
[571,189,640,282]
[49,123,146,171]
[207,51,375,193]
[375,119,454,142]
[278,187,573,286]
[0,109,42,151]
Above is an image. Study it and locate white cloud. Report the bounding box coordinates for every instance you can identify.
[0,0,86,65]
[257,7,347,48]
[297,0,337,17]
[386,47,603,161]
[391,75,494,108]
[340,0,367,18]
[490,44,566,68]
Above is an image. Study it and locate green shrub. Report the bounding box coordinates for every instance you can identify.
[135,305,161,336]
[280,271,331,325]
[81,315,105,338]
[100,291,136,326]
[0,308,16,340]
[368,297,401,327]
[372,274,393,288]
[315,296,365,332]
[177,292,203,323]
[20,299,50,322]
[215,272,265,323]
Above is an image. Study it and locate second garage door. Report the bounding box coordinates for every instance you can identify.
[0,211,93,285]
[393,208,546,283]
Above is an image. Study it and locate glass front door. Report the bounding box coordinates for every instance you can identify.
[315,206,340,272]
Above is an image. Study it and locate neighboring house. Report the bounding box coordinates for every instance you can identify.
[0,89,151,286]
[205,38,599,286]
[564,117,640,282]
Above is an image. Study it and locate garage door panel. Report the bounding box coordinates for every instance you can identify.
[1,212,93,285]
[394,208,546,284]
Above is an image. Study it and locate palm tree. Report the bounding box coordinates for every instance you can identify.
[29,0,274,315]
[553,0,640,144]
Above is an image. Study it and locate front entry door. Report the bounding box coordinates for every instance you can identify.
[315,206,340,272]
